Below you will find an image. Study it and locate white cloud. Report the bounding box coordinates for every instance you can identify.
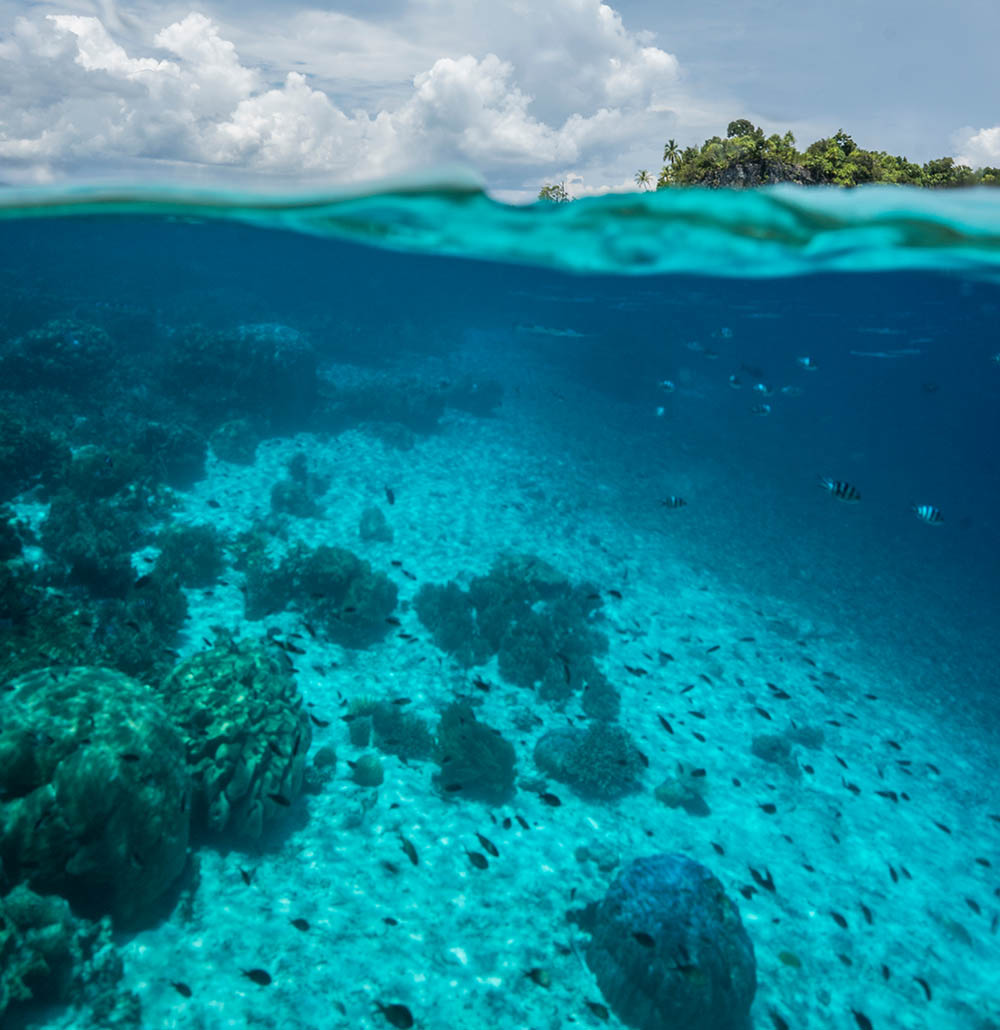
[0,1,720,193]
[955,126,1000,169]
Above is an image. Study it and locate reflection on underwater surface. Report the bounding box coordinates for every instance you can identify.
[0,188,998,1030]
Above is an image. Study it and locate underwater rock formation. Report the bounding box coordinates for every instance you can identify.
[0,667,191,926]
[157,637,312,839]
[0,409,69,503]
[584,853,756,1030]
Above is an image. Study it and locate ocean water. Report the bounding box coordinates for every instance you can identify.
[1,184,998,1030]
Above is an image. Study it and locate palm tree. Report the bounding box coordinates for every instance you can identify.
[663,139,680,167]
[634,169,654,191]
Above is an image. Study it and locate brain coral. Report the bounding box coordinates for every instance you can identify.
[157,638,312,839]
[586,853,756,1030]
[0,666,191,926]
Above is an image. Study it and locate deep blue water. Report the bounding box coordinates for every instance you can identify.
[1,190,999,1030]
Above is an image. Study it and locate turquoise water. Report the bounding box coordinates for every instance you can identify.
[1,184,998,1030]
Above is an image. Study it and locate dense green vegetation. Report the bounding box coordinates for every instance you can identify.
[539,119,1000,199]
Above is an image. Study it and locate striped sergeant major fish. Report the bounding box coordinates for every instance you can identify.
[912,504,944,525]
[819,477,861,503]
[660,496,687,509]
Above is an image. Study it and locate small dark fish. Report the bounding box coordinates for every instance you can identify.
[738,885,757,900]
[754,706,772,720]
[585,999,610,1021]
[660,496,687,509]
[843,778,861,795]
[267,792,291,806]
[285,640,306,655]
[851,1010,873,1030]
[688,710,707,719]
[309,714,330,728]
[819,476,861,502]
[711,841,725,855]
[472,677,491,692]
[975,857,991,867]
[170,981,193,998]
[476,833,499,857]
[539,791,561,807]
[758,803,777,815]
[385,616,401,626]
[657,714,674,734]
[402,569,417,580]
[399,835,419,866]
[374,1002,414,1028]
[525,968,551,988]
[705,644,720,653]
[933,820,951,834]
[965,898,981,915]
[516,814,530,830]
[241,968,272,986]
[860,903,873,924]
[889,864,898,883]
[133,574,153,589]
[467,850,489,870]
[769,1009,790,1030]
[875,790,898,803]
[749,866,776,893]
[120,752,141,762]
[831,911,848,929]
[384,485,395,505]
[239,867,255,886]
[632,931,655,948]
[625,665,647,677]
[914,977,932,1001]
[207,499,221,508]
[608,589,623,599]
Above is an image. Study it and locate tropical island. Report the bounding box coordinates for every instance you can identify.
[539,119,1000,199]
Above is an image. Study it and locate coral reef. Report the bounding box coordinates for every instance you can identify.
[244,543,398,647]
[0,409,69,502]
[433,702,516,803]
[154,522,226,587]
[534,723,644,800]
[0,319,116,391]
[157,637,312,839]
[0,884,139,1027]
[416,553,607,703]
[0,666,191,925]
[582,853,756,1030]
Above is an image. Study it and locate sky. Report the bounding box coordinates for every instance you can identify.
[0,0,998,199]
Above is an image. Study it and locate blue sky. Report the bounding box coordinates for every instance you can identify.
[0,0,996,198]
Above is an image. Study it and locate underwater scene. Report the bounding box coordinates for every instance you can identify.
[0,185,998,1030]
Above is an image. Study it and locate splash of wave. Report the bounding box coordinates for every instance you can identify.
[2,174,1000,278]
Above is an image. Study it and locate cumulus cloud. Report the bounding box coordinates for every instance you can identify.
[0,1,704,192]
[955,126,1000,169]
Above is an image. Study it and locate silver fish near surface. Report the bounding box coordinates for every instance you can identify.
[912,503,944,525]
[819,477,861,502]
[750,403,771,416]
[658,379,676,393]
[796,356,818,371]
[728,374,742,389]
[752,382,773,395]
[660,496,687,509]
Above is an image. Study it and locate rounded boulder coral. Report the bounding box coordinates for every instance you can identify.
[0,666,191,926]
[586,853,756,1030]
[157,638,311,839]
